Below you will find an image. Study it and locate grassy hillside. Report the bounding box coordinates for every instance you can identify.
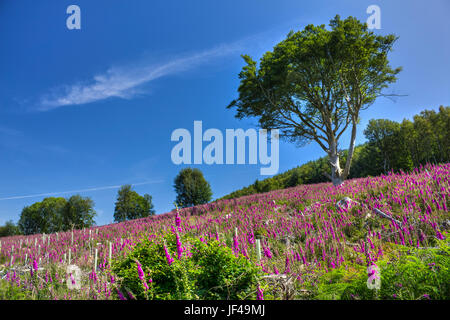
[221,106,450,200]
[1,163,449,300]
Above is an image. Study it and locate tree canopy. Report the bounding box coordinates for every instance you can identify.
[113,185,155,223]
[63,195,97,230]
[0,220,21,238]
[174,168,212,208]
[17,195,96,235]
[18,197,66,235]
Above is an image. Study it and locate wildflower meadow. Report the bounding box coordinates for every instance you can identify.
[0,163,449,300]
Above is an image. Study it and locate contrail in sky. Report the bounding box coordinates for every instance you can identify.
[0,180,163,201]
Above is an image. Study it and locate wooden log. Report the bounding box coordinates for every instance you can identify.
[373,208,401,225]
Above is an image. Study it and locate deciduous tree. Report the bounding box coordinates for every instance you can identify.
[228,15,401,185]
[174,168,212,208]
[114,185,155,222]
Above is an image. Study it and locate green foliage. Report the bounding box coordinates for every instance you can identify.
[174,168,212,208]
[0,280,31,300]
[220,106,450,200]
[63,195,97,230]
[112,233,195,300]
[313,267,359,300]
[114,185,155,223]
[112,233,261,300]
[227,15,401,183]
[253,226,268,240]
[364,119,414,174]
[17,195,96,235]
[191,238,260,299]
[342,216,367,243]
[312,234,450,300]
[221,157,330,199]
[18,197,67,235]
[406,106,450,166]
[0,220,21,237]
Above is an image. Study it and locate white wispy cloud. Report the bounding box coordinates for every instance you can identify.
[0,180,163,201]
[39,43,242,110]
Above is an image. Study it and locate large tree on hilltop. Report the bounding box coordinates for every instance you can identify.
[227,15,402,185]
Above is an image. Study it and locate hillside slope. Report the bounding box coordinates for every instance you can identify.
[0,163,449,300]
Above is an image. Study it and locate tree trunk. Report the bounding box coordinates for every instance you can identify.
[329,139,344,186]
[327,119,358,186]
[331,173,343,186]
[342,118,358,180]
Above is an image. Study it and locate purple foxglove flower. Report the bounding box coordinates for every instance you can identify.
[256,285,264,300]
[91,270,98,283]
[263,247,272,259]
[176,233,183,259]
[136,261,145,282]
[117,289,126,300]
[175,212,181,232]
[33,259,38,271]
[164,245,174,265]
[273,266,279,275]
[233,236,239,255]
[284,255,291,274]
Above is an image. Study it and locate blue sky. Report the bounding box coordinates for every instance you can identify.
[0,0,449,227]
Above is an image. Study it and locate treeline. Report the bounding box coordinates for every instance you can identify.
[1,106,447,236]
[17,195,96,235]
[0,185,156,237]
[222,106,450,199]
[0,168,214,237]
